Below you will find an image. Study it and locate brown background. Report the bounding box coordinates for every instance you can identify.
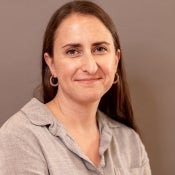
[0,0,174,174]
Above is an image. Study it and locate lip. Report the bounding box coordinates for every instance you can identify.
[75,77,102,83]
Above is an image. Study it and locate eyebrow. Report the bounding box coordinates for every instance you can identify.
[92,41,110,46]
[62,41,110,48]
[62,43,81,48]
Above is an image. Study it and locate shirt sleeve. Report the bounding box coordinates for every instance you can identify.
[0,133,49,175]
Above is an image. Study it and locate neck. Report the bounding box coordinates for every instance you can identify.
[46,94,101,166]
[47,93,100,132]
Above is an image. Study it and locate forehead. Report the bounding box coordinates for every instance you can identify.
[54,13,114,45]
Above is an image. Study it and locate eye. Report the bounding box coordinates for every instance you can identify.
[66,49,80,56]
[93,46,107,54]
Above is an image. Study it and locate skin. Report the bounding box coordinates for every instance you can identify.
[44,13,120,166]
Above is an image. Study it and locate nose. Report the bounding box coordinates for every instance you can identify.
[81,52,98,74]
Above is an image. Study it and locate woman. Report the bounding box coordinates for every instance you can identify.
[0,1,151,174]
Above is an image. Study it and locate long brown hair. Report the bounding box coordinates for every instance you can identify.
[41,0,139,132]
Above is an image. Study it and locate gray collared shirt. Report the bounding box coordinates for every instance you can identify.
[0,98,151,175]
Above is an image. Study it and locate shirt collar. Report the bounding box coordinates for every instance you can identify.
[97,110,122,156]
[21,98,122,137]
[97,110,122,130]
[21,98,61,136]
[21,98,54,125]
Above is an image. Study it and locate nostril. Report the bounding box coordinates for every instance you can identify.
[81,56,98,74]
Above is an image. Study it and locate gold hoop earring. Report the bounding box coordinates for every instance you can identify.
[50,76,58,87]
[113,73,119,84]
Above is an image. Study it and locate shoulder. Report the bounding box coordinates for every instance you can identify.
[98,110,139,139]
[0,98,51,161]
[98,110,150,169]
[0,110,31,137]
[0,99,50,174]
[98,111,145,156]
[0,98,54,145]
[1,99,38,135]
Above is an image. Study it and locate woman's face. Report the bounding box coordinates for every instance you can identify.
[45,13,120,104]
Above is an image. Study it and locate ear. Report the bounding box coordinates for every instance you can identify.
[114,49,120,70]
[116,49,121,61]
[44,53,57,77]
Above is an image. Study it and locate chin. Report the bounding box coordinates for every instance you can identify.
[76,92,104,104]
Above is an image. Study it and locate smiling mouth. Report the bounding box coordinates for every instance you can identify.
[75,78,102,83]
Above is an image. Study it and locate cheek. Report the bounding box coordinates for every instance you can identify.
[101,56,118,74]
[54,60,79,78]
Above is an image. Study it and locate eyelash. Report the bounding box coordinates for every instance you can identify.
[65,46,108,57]
[66,49,80,56]
[93,46,107,54]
